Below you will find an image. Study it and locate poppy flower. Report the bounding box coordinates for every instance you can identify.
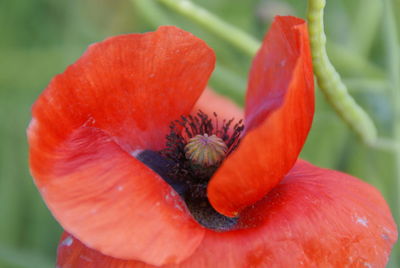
[28,16,397,267]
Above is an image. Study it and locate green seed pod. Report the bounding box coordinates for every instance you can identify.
[185,134,228,167]
[307,0,377,145]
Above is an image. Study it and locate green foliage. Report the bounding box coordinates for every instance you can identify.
[0,0,398,266]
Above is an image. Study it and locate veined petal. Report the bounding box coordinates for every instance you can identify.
[31,127,204,266]
[208,16,314,216]
[30,26,215,153]
[57,161,397,267]
[184,161,397,267]
[29,26,214,265]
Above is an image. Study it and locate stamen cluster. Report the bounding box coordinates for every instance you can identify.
[161,110,244,194]
[159,110,244,229]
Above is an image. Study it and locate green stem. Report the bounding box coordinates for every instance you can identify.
[156,0,385,78]
[151,0,388,149]
[307,0,377,145]
[156,0,259,56]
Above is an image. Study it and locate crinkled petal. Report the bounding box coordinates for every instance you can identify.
[57,160,397,267]
[182,160,397,267]
[208,16,314,216]
[30,26,215,153]
[29,26,215,265]
[31,127,204,266]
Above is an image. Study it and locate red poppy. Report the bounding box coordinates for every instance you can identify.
[28,16,397,267]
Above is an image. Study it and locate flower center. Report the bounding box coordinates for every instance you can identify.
[185,134,228,167]
[135,111,244,230]
[161,111,243,190]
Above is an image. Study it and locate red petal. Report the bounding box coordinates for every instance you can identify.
[56,232,144,268]
[30,127,204,265]
[57,161,397,267]
[181,161,397,267]
[30,26,215,153]
[29,26,214,265]
[208,16,314,216]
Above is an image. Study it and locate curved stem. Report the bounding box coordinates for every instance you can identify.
[152,0,389,149]
[156,0,259,56]
[307,0,377,145]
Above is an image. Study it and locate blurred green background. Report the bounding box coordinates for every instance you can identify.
[0,0,399,267]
